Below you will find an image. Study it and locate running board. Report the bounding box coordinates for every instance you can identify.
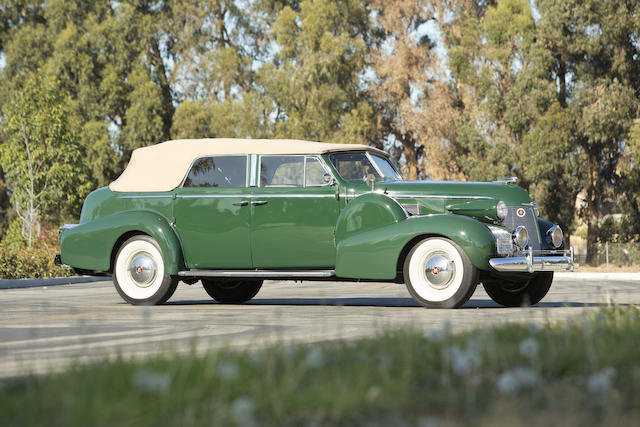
[177,269,336,278]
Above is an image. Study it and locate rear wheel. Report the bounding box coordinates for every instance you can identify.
[483,272,553,307]
[403,237,478,308]
[202,279,263,303]
[113,235,178,305]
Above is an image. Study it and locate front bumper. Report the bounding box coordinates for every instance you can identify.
[489,247,574,273]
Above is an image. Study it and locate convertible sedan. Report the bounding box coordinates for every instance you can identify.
[57,138,574,308]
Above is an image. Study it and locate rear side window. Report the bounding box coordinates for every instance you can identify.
[183,156,247,188]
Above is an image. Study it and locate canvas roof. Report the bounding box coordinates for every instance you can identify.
[109,138,388,192]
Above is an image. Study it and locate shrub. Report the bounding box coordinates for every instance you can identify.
[0,223,71,279]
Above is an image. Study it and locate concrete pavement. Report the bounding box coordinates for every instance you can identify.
[0,275,638,379]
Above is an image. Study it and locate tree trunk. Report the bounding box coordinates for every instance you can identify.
[585,151,599,264]
[401,134,419,180]
[149,38,174,141]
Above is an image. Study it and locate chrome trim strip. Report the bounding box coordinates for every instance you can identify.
[384,194,493,200]
[175,194,334,199]
[60,224,79,229]
[489,247,575,272]
[258,194,335,198]
[176,194,246,199]
[178,269,336,278]
[117,195,173,199]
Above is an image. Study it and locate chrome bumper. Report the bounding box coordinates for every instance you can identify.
[489,247,575,273]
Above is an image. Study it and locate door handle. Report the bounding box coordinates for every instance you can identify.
[232,201,249,206]
[251,200,268,206]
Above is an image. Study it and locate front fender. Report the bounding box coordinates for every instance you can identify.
[60,210,185,274]
[335,214,495,280]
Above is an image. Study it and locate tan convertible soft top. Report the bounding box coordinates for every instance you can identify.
[109,138,388,192]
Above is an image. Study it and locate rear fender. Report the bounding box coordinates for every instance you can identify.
[60,211,185,274]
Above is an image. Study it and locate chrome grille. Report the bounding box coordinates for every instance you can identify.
[502,206,541,250]
[402,203,419,216]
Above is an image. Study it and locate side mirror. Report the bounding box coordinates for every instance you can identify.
[365,173,376,191]
[323,173,336,186]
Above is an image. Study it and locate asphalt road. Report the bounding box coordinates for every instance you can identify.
[1,275,638,379]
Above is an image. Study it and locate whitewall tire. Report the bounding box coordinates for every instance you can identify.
[113,235,178,305]
[403,237,478,308]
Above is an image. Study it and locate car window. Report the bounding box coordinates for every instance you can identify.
[183,156,247,187]
[328,152,401,182]
[261,156,304,187]
[305,157,328,186]
[370,154,401,180]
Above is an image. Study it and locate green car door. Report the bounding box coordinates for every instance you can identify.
[251,155,340,268]
[173,155,252,269]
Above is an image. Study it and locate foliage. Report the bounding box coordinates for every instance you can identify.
[0,74,92,245]
[0,224,70,279]
[1,306,639,425]
[0,0,638,259]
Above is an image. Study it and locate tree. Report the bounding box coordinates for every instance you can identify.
[0,75,91,245]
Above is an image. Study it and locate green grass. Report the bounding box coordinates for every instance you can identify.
[2,306,640,426]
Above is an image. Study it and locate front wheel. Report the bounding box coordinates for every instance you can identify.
[113,235,178,305]
[202,279,263,303]
[403,237,478,308]
[483,272,553,307]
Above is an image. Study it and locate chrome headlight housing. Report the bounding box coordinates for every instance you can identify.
[496,200,508,220]
[547,225,563,248]
[488,226,514,255]
[513,226,529,249]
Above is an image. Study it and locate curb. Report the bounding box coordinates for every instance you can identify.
[0,276,109,289]
[554,272,640,281]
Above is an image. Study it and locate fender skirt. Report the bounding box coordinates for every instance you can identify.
[60,211,184,274]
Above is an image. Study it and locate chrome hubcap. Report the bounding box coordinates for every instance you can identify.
[424,254,455,289]
[129,253,157,287]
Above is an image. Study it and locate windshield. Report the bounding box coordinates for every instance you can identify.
[328,151,402,182]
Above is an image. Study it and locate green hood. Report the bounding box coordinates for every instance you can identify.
[375,181,531,205]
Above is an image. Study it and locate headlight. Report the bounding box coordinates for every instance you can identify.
[488,226,514,255]
[547,225,563,248]
[513,226,529,248]
[532,201,540,216]
[496,200,508,220]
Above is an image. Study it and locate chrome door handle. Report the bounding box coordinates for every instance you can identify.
[251,200,268,206]
[232,201,249,206]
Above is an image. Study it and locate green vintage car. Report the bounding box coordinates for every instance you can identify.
[57,138,574,308]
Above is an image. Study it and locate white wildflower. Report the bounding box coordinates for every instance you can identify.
[449,345,481,375]
[527,322,541,332]
[417,416,443,427]
[497,367,538,393]
[231,396,257,427]
[217,360,238,381]
[366,386,381,403]
[427,328,443,342]
[132,369,171,392]
[305,347,324,368]
[587,367,616,394]
[519,337,539,359]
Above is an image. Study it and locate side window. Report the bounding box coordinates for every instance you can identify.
[260,156,304,187]
[305,157,328,186]
[183,156,247,188]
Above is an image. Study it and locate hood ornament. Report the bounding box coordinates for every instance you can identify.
[493,176,518,184]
